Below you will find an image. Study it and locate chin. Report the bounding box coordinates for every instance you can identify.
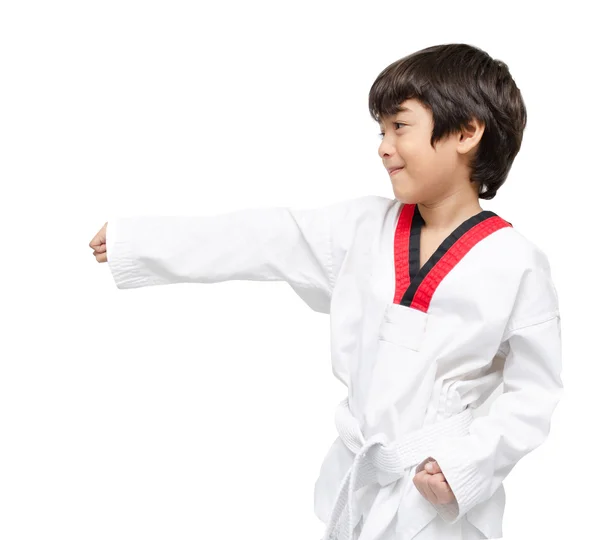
[392,187,420,205]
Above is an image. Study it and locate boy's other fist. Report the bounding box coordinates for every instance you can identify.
[89,222,108,263]
[413,458,457,505]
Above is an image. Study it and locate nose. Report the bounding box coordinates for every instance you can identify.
[378,140,395,160]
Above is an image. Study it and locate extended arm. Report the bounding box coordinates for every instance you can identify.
[106,196,384,313]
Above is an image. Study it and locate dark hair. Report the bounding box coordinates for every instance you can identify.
[368,43,527,200]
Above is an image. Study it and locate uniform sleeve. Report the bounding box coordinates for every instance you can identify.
[105,217,117,257]
[105,196,382,314]
[417,261,564,524]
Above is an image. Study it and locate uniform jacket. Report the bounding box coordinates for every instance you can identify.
[106,195,563,540]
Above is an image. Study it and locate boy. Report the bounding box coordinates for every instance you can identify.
[89,43,563,540]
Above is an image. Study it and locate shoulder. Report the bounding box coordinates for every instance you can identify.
[485,221,553,274]
[469,217,560,331]
[495,227,560,330]
[329,194,396,213]
[323,194,397,228]
[498,227,550,272]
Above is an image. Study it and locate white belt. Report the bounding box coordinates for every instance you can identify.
[321,398,474,540]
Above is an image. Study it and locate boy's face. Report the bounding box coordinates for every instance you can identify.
[377,98,480,205]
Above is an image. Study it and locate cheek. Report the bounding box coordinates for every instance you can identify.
[399,139,428,168]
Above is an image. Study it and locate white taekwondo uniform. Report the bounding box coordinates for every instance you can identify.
[105,195,563,540]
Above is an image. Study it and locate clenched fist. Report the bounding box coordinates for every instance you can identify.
[89,222,108,263]
[413,458,456,505]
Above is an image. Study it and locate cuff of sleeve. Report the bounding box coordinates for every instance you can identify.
[420,442,489,525]
[106,218,159,289]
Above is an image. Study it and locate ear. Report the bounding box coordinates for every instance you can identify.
[457,116,485,155]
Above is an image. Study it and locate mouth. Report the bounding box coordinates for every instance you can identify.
[388,167,404,175]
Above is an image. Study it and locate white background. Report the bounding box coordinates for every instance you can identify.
[1,1,596,538]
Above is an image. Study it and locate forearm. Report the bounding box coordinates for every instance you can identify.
[106,206,333,290]
[423,313,563,523]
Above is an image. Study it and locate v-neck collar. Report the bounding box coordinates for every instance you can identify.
[394,203,513,312]
[409,204,495,281]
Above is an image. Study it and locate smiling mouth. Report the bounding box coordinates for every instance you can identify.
[389,167,404,175]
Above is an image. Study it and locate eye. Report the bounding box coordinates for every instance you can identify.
[378,123,405,139]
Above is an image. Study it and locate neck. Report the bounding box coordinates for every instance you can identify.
[417,185,483,231]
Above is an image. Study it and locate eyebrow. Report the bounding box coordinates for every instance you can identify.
[378,106,413,126]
